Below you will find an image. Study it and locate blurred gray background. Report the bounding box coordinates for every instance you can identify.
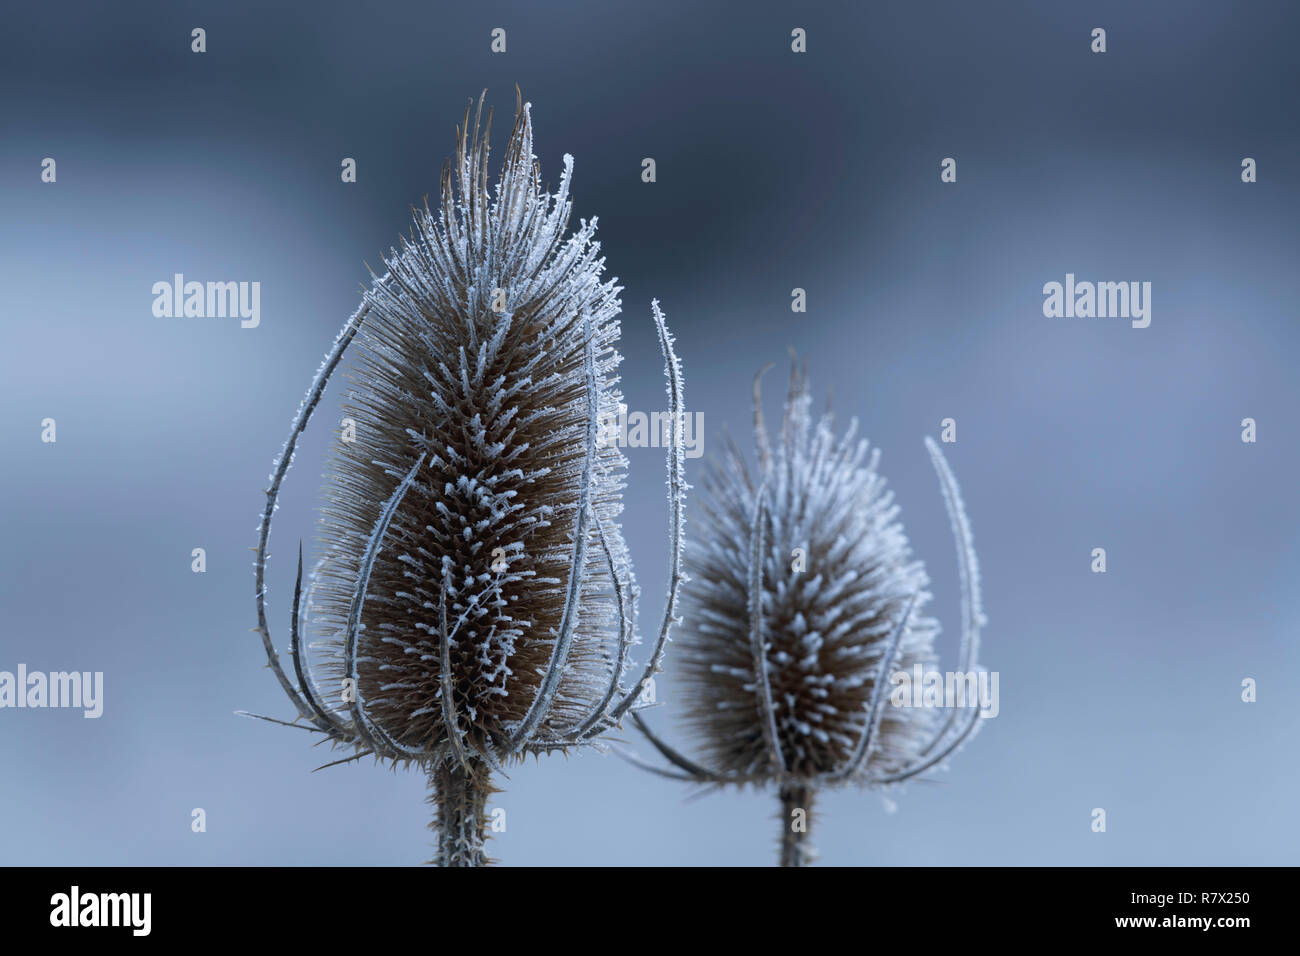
[2,0,1298,865]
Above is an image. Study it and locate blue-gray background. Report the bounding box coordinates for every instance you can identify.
[2,0,1297,865]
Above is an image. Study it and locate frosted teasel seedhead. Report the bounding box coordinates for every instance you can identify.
[628,360,989,864]
[245,92,687,865]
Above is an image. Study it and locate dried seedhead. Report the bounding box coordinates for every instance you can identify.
[629,359,989,865]
[247,92,687,865]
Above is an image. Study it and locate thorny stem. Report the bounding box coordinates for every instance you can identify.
[430,756,494,867]
[779,782,816,867]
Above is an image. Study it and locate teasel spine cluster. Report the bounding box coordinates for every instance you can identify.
[626,362,989,866]
[246,93,688,866]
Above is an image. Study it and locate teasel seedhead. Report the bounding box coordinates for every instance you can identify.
[246,91,687,866]
[628,359,989,866]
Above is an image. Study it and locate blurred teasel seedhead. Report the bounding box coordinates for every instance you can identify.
[629,360,988,866]
[247,92,687,866]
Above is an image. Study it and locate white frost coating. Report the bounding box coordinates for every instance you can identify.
[343,453,429,759]
[917,436,985,762]
[828,591,918,783]
[626,363,991,796]
[504,314,599,751]
[250,286,389,740]
[580,300,688,737]
[746,487,786,776]
[247,95,688,786]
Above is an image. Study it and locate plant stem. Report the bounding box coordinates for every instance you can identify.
[430,756,492,867]
[779,782,816,867]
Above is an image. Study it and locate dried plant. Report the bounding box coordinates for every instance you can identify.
[246,92,686,866]
[627,360,988,866]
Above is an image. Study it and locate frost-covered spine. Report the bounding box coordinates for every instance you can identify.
[431,757,492,867]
